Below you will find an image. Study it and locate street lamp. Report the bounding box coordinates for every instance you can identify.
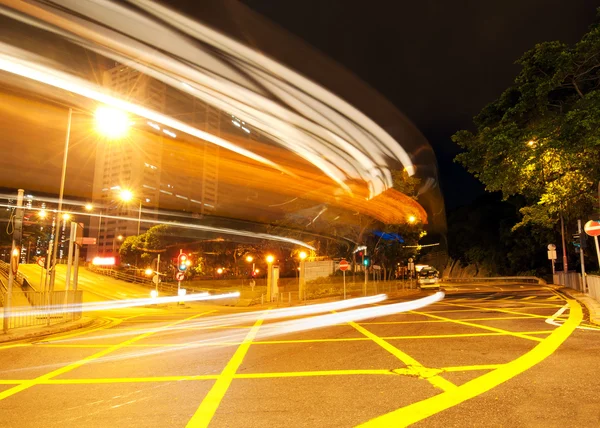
[119,189,143,235]
[299,251,307,301]
[112,234,124,253]
[95,106,130,139]
[245,255,255,277]
[266,255,275,302]
[38,210,47,219]
[408,215,417,224]
[50,105,130,290]
[84,203,93,211]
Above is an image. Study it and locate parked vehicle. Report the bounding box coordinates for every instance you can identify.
[417,266,440,289]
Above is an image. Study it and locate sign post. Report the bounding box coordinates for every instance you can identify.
[547,244,557,275]
[584,220,600,277]
[577,220,587,293]
[339,259,349,299]
[38,257,46,289]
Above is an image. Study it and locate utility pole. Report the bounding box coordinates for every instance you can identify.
[577,220,587,293]
[560,214,568,273]
[3,189,24,333]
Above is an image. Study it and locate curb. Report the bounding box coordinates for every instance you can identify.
[553,286,600,326]
[0,316,97,344]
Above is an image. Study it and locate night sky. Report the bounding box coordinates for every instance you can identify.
[238,0,598,209]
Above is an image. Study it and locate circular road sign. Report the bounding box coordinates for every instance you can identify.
[547,244,556,251]
[339,259,349,271]
[37,257,46,267]
[176,271,185,281]
[584,220,600,237]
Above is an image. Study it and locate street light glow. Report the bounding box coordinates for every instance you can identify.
[408,215,417,224]
[266,255,275,264]
[117,235,124,241]
[38,210,47,219]
[119,189,134,202]
[145,268,153,276]
[62,213,71,221]
[217,268,224,274]
[84,203,93,211]
[246,255,253,263]
[95,106,130,139]
[299,251,307,260]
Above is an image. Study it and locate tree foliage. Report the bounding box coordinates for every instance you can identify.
[453,17,600,228]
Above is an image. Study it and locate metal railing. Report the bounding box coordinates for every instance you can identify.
[87,265,153,285]
[1,290,83,330]
[587,275,600,301]
[442,276,544,285]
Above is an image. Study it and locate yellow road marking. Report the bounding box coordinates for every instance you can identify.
[0,310,215,401]
[186,312,267,428]
[411,310,544,342]
[3,366,505,386]
[442,302,557,320]
[359,316,540,325]
[0,343,31,350]
[345,320,456,392]
[359,298,582,427]
[441,364,502,372]
[418,305,556,314]
[29,329,552,349]
[522,296,537,300]
[548,296,561,300]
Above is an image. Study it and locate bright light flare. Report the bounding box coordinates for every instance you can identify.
[119,189,133,202]
[95,106,130,139]
[84,203,93,211]
[61,213,71,221]
[178,288,187,297]
[145,268,153,275]
[38,209,47,219]
[266,255,274,263]
[299,251,307,260]
[216,268,223,274]
[245,255,253,263]
[150,290,158,299]
[408,215,417,224]
[92,256,116,266]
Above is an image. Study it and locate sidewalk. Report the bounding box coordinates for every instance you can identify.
[553,286,600,326]
[0,316,98,344]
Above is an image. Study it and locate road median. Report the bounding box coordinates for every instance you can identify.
[0,316,100,344]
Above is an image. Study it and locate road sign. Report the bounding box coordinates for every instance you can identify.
[152,275,160,285]
[176,271,185,281]
[339,259,349,271]
[37,257,45,267]
[81,237,97,245]
[584,220,600,237]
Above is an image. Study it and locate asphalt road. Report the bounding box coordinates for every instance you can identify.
[1,283,599,427]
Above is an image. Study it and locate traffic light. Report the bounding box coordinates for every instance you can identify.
[363,257,370,267]
[178,253,188,272]
[573,233,588,250]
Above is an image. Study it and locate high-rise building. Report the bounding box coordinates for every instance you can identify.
[89,64,223,258]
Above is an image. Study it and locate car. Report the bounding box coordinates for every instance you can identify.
[417,267,440,289]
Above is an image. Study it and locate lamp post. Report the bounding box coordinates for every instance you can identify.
[266,254,274,302]
[112,234,124,253]
[245,255,255,277]
[119,189,143,236]
[298,251,307,301]
[49,106,129,290]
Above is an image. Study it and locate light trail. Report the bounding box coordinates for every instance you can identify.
[0,201,316,250]
[47,291,444,363]
[0,0,419,199]
[2,292,238,318]
[47,294,389,344]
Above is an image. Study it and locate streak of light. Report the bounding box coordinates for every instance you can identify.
[31,293,444,368]
[0,202,316,250]
[4,292,234,318]
[0,0,418,198]
[0,43,292,176]
[50,294,389,344]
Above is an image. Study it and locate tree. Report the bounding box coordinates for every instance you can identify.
[453,17,600,229]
